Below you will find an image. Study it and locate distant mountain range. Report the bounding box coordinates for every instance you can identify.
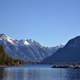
[0,34,61,63]
[42,36,80,64]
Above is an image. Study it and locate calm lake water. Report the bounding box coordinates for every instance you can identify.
[0,65,80,80]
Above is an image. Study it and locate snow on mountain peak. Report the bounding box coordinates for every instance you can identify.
[0,34,15,45]
[0,34,12,40]
[24,40,30,45]
[0,33,61,62]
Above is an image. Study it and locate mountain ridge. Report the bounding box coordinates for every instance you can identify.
[0,34,61,63]
[42,36,80,64]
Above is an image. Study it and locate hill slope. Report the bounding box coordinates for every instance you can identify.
[42,36,80,64]
[0,46,24,66]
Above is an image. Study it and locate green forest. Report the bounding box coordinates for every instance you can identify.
[0,46,24,66]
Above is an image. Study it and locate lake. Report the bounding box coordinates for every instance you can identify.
[0,65,80,80]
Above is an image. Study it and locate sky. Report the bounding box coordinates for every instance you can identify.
[0,0,80,46]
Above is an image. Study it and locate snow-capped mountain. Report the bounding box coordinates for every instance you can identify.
[0,34,60,62]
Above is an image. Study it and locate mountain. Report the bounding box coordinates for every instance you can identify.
[0,45,24,66]
[0,34,60,63]
[42,36,80,64]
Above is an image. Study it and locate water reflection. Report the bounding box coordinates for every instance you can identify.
[66,69,80,80]
[0,68,4,80]
[0,67,80,80]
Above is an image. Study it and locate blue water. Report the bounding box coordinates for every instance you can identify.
[0,65,80,80]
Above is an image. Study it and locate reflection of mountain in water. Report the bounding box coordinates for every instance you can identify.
[0,68,4,80]
[66,69,80,80]
[1,67,80,80]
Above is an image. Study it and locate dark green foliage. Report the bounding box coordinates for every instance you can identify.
[0,46,24,66]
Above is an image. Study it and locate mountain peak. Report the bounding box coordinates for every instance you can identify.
[0,34,12,39]
[72,36,80,41]
[42,36,80,64]
[0,34,16,45]
[65,36,80,48]
[0,33,6,37]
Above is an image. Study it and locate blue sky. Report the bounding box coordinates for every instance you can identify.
[0,0,80,46]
